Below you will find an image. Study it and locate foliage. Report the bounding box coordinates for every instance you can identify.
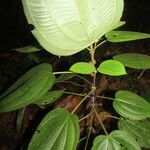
[0,0,150,150]
[97,59,126,76]
[113,53,150,69]
[22,0,124,56]
[28,108,80,150]
[92,130,140,150]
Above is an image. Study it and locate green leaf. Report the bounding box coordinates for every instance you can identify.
[35,90,64,105]
[113,53,150,69]
[22,0,124,56]
[92,130,141,150]
[106,31,150,42]
[0,71,55,113]
[113,90,150,120]
[97,60,126,76]
[0,63,52,100]
[28,108,80,150]
[118,118,150,148]
[70,62,96,74]
[14,45,41,53]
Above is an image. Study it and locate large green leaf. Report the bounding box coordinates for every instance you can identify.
[0,71,55,113]
[113,53,150,69]
[106,31,150,42]
[97,60,126,76]
[28,108,80,150]
[92,130,141,150]
[0,63,52,100]
[118,118,150,148]
[35,90,64,105]
[22,0,124,56]
[113,90,150,120]
[70,62,96,74]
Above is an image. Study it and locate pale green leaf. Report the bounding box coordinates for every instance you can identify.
[70,62,96,74]
[0,71,55,113]
[35,90,64,105]
[92,130,141,150]
[28,108,80,150]
[0,63,52,100]
[113,53,150,69]
[106,31,150,42]
[97,60,126,76]
[118,118,150,148]
[14,46,41,53]
[113,90,150,120]
[22,0,124,56]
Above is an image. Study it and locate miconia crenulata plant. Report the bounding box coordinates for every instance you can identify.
[0,0,150,150]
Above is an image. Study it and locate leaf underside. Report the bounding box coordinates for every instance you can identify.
[22,0,124,56]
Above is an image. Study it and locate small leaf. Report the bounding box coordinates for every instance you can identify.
[35,90,64,105]
[28,108,80,150]
[14,45,41,53]
[0,71,55,113]
[70,62,96,74]
[118,118,150,148]
[106,31,150,42]
[97,60,126,76]
[92,130,141,150]
[113,53,150,69]
[113,90,150,120]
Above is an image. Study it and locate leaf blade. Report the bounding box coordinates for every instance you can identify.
[113,90,150,120]
[118,119,150,148]
[28,108,80,150]
[97,60,126,76]
[22,0,124,56]
[92,130,141,150]
[113,53,150,69]
[106,31,150,42]
[0,71,55,113]
[70,62,96,74]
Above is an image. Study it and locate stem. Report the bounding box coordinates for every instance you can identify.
[95,40,107,49]
[53,71,73,75]
[92,105,108,135]
[59,81,85,88]
[64,92,86,97]
[79,113,92,122]
[97,96,115,101]
[71,88,96,114]
[84,127,92,150]
[75,74,91,84]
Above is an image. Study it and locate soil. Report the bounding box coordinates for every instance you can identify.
[0,0,150,150]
